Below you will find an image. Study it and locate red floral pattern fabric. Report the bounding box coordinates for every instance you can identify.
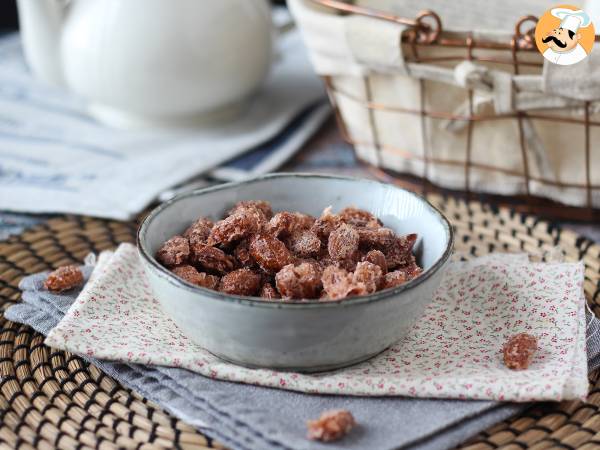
[45,245,588,401]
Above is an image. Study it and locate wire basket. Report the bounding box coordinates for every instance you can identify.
[290,0,600,221]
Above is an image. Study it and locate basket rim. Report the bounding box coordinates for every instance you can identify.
[307,0,600,49]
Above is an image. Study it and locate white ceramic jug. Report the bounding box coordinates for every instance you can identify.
[17,0,273,128]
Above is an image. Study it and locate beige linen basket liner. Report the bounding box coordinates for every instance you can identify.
[289,0,600,220]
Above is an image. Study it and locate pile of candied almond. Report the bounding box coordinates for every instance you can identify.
[155,200,422,301]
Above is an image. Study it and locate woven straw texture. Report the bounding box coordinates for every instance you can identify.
[0,196,599,449]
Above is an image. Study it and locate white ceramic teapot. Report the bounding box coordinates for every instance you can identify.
[17,0,273,128]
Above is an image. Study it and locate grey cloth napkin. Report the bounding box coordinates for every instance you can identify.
[5,268,600,450]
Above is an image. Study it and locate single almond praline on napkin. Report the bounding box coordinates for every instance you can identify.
[43,265,84,292]
[503,333,538,370]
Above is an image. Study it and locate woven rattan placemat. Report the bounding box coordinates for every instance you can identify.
[0,196,599,450]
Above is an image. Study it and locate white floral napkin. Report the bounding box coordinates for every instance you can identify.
[45,243,588,402]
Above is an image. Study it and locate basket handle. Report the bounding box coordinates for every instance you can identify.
[309,0,442,44]
[514,15,538,50]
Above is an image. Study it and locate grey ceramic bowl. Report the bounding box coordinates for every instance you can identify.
[138,173,453,372]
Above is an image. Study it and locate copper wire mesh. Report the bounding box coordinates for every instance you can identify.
[313,0,600,221]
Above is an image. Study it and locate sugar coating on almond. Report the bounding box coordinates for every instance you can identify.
[44,265,84,292]
[156,236,190,267]
[311,206,343,242]
[307,409,356,442]
[275,262,322,299]
[353,261,383,293]
[363,249,388,274]
[249,234,292,273]
[328,223,359,261]
[172,265,219,290]
[228,200,273,220]
[339,207,380,228]
[287,229,321,257]
[183,218,214,246]
[208,208,266,246]
[190,243,235,275]
[269,211,315,238]
[219,269,261,296]
[503,333,538,370]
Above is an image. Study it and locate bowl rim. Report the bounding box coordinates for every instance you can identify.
[137,173,454,309]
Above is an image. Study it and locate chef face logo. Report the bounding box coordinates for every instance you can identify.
[535,5,594,66]
[542,27,580,52]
